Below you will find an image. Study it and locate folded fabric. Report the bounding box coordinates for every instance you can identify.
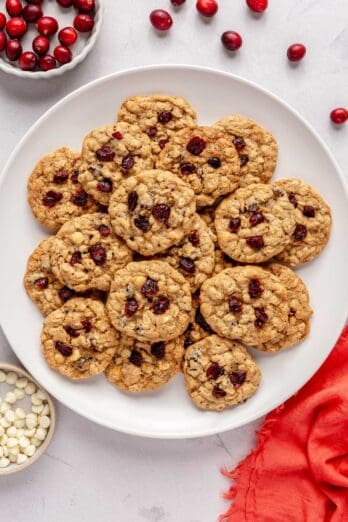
[220,326,348,522]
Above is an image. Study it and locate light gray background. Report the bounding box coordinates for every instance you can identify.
[0,1,347,521]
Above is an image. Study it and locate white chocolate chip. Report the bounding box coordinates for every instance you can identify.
[16,429,24,438]
[8,446,19,457]
[15,377,28,389]
[0,371,6,383]
[0,402,10,414]
[5,372,17,385]
[39,416,50,429]
[41,404,50,416]
[36,389,47,401]
[30,437,42,448]
[18,436,30,449]
[3,445,8,457]
[0,447,3,458]
[1,418,11,429]
[7,437,18,448]
[17,453,28,465]
[24,445,36,457]
[24,428,35,437]
[24,382,36,396]
[0,426,4,437]
[4,410,15,423]
[0,457,10,468]
[31,404,44,415]
[5,392,16,404]
[35,428,47,441]
[14,419,25,429]
[14,388,25,400]
[1,434,8,445]
[9,453,17,463]
[25,413,38,429]
[15,407,26,419]
[6,426,17,437]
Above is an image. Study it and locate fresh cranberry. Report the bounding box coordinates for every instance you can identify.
[212,386,226,398]
[53,170,69,184]
[246,235,264,249]
[158,110,173,124]
[206,362,224,380]
[42,190,62,206]
[288,192,298,207]
[171,0,185,5]
[134,215,150,232]
[70,251,82,266]
[246,0,268,13]
[330,108,347,125]
[55,341,73,356]
[54,45,72,64]
[0,31,7,52]
[89,244,106,265]
[229,296,243,314]
[248,278,263,298]
[151,342,165,360]
[127,191,138,211]
[6,17,27,38]
[129,349,142,366]
[74,0,94,12]
[294,224,307,241]
[240,154,249,166]
[58,27,78,49]
[194,307,213,332]
[0,13,6,30]
[150,9,173,31]
[158,138,169,149]
[152,203,171,222]
[221,31,242,51]
[74,13,94,32]
[179,256,196,274]
[64,325,79,338]
[180,162,196,174]
[188,230,200,246]
[196,0,218,17]
[98,224,110,237]
[38,54,57,71]
[121,154,134,170]
[303,205,315,218]
[18,51,37,71]
[229,370,247,387]
[229,218,241,232]
[37,16,59,37]
[96,146,115,162]
[6,0,22,17]
[186,136,206,155]
[34,277,49,289]
[249,212,264,227]
[97,178,112,193]
[141,277,159,298]
[147,126,157,138]
[56,0,73,7]
[112,130,123,140]
[287,43,306,62]
[32,35,49,55]
[22,4,42,22]
[58,286,75,302]
[125,298,138,318]
[254,307,268,327]
[232,136,246,151]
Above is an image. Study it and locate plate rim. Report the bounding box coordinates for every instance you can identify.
[0,64,347,439]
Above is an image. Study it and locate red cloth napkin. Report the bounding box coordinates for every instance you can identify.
[220,326,348,522]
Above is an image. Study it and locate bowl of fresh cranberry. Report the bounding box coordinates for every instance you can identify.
[0,0,103,78]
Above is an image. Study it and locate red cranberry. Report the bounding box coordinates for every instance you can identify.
[6,38,22,61]
[150,9,173,31]
[59,26,78,46]
[221,31,242,51]
[71,189,88,206]
[6,17,27,38]
[246,0,268,13]
[89,244,106,265]
[158,110,173,124]
[6,0,22,17]
[152,295,170,315]
[188,230,200,246]
[158,138,168,149]
[151,342,165,360]
[55,341,73,356]
[232,136,246,151]
[240,154,249,166]
[249,212,264,227]
[97,178,112,193]
[180,162,196,174]
[129,349,142,366]
[32,35,49,55]
[38,54,57,71]
[74,0,94,12]
[294,224,307,241]
[171,0,185,5]
[112,130,123,139]
[196,0,218,17]
[54,45,72,64]
[56,0,73,7]
[212,386,226,399]
[18,51,37,71]
[287,43,306,62]
[125,298,138,318]
[134,215,150,232]
[127,191,138,211]
[303,205,315,218]
[254,307,268,327]
[74,13,94,32]
[229,218,241,232]
[229,296,243,314]
[207,157,221,168]
[246,235,264,249]
[22,4,42,22]
[0,13,6,30]
[96,146,115,162]
[64,325,79,337]
[34,277,49,289]
[59,286,75,302]
[151,203,171,222]
[141,278,158,298]
[98,224,110,237]
[81,319,92,332]
[42,190,62,206]
[37,16,59,37]
[330,108,347,125]
[121,154,134,170]
[0,31,7,52]
[70,251,82,266]
[206,362,224,380]
[179,256,196,274]
[186,136,206,155]
[229,371,247,387]
[147,126,157,138]
[248,278,263,298]
[288,192,298,207]
[53,170,69,183]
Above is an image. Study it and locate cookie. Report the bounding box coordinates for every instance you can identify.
[78,122,154,205]
[41,298,118,380]
[106,260,192,342]
[256,263,312,352]
[117,94,197,155]
[108,169,196,256]
[200,266,289,346]
[181,295,215,350]
[183,335,261,411]
[215,183,296,263]
[28,147,99,232]
[156,126,241,207]
[105,336,183,393]
[214,115,278,186]
[50,213,132,292]
[273,179,332,266]
[160,214,215,292]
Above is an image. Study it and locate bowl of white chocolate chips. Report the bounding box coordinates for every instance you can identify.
[0,363,55,474]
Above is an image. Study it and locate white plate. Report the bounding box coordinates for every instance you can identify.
[0,66,347,439]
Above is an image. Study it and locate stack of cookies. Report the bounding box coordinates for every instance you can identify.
[24,95,332,412]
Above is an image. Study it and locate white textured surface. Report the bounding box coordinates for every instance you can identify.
[0,1,346,521]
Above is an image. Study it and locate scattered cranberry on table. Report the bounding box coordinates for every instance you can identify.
[6,38,22,61]
[73,13,94,32]
[246,0,268,13]
[330,108,347,125]
[221,31,243,51]
[6,17,27,38]
[196,0,219,17]
[59,26,78,46]
[150,9,173,31]
[6,0,22,17]
[54,44,72,64]
[22,4,43,23]
[38,54,57,71]
[0,13,7,31]
[287,43,306,62]
[73,0,95,13]
[36,16,59,37]
[18,50,37,70]
[32,34,49,55]
[0,31,7,52]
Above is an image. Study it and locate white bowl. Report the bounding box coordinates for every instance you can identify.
[0,0,103,79]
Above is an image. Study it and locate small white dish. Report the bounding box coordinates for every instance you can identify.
[0,363,56,475]
[0,0,103,79]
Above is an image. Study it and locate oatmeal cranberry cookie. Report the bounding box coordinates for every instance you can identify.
[41,298,118,380]
[106,260,192,342]
[105,336,184,393]
[256,263,312,352]
[160,214,215,292]
[156,126,241,207]
[273,179,332,266]
[215,183,296,263]
[50,213,132,292]
[78,122,154,206]
[108,169,196,256]
[214,115,278,186]
[180,295,215,351]
[28,147,98,232]
[200,266,289,346]
[183,335,261,411]
[117,94,197,155]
